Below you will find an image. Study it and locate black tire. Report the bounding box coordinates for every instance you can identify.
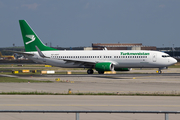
[87,69,94,74]
[158,70,162,74]
[98,71,104,74]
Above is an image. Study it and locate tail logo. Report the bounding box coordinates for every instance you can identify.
[25,35,35,45]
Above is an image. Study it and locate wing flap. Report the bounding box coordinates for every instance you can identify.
[63,59,96,66]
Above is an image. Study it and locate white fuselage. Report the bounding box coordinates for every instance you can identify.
[26,50,177,69]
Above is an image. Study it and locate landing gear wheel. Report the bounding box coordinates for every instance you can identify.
[158,70,162,74]
[98,71,104,74]
[87,69,94,74]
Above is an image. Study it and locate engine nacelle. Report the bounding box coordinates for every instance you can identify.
[114,68,132,71]
[95,62,114,71]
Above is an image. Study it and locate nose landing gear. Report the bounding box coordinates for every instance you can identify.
[157,70,162,74]
[157,67,168,74]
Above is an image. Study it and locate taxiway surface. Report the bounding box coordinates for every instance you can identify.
[1,70,180,94]
[0,68,180,119]
[0,95,180,120]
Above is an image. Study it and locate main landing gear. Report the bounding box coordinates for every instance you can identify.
[87,69,94,74]
[98,71,104,74]
[87,69,105,74]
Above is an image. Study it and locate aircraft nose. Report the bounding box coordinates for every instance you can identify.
[171,58,177,64]
[173,58,177,64]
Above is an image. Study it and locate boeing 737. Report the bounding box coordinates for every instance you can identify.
[15,20,177,74]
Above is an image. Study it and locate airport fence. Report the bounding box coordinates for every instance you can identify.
[0,110,180,120]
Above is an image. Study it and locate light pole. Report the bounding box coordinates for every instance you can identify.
[173,44,174,57]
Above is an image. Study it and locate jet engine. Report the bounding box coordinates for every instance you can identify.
[95,62,114,71]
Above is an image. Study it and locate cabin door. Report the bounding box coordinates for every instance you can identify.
[152,54,157,62]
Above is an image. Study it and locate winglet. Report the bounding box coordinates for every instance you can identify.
[35,46,49,58]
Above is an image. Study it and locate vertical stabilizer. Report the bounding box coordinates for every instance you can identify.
[19,20,58,52]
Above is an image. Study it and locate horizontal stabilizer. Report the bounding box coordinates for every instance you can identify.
[5,50,34,56]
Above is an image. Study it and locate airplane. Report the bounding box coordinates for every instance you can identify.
[0,52,15,60]
[13,20,177,74]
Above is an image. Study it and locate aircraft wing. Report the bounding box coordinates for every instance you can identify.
[35,46,118,67]
[61,59,118,68]
[62,59,97,66]
[35,46,96,66]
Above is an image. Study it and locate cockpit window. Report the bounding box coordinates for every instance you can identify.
[162,55,170,58]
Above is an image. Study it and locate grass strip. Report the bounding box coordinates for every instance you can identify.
[1,91,180,96]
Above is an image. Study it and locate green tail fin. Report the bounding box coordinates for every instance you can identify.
[19,20,58,52]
